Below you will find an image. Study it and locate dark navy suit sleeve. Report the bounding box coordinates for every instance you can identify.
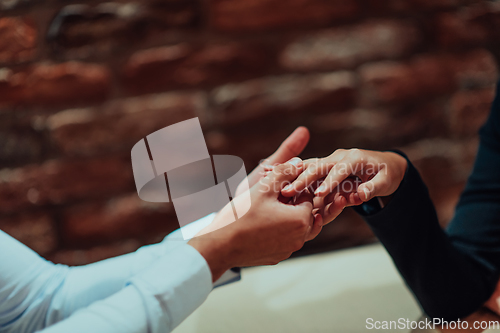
[354,81,500,320]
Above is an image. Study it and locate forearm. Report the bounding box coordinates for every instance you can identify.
[355,158,498,320]
[188,237,232,282]
[39,286,149,333]
[40,244,212,333]
[48,213,217,324]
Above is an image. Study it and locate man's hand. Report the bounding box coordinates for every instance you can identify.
[188,158,320,281]
[281,149,407,226]
[235,126,310,197]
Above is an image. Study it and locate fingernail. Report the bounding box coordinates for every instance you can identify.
[362,187,370,200]
[324,202,333,215]
[314,214,323,226]
[288,157,303,167]
[315,184,325,195]
[283,184,292,191]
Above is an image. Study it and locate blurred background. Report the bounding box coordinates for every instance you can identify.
[0,0,499,265]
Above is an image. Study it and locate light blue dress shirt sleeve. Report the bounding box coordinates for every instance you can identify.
[0,214,219,333]
[39,245,212,333]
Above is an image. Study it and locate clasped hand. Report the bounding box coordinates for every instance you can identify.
[281,148,408,227]
[188,127,407,282]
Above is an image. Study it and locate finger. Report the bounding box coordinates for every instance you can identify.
[336,177,364,206]
[314,155,360,196]
[281,161,329,197]
[306,213,323,241]
[267,127,310,165]
[278,193,293,204]
[322,194,346,225]
[290,188,314,234]
[245,127,309,190]
[345,192,363,207]
[261,157,304,196]
[293,187,314,207]
[357,171,391,202]
[313,194,326,211]
[282,153,346,197]
[303,158,319,168]
[315,189,336,211]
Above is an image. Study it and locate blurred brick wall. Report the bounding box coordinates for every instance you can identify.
[0,0,499,265]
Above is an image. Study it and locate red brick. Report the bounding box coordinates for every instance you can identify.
[0,155,134,214]
[449,49,498,89]
[45,92,206,156]
[310,103,446,149]
[0,212,58,255]
[365,0,467,14]
[123,43,273,95]
[208,0,360,32]
[50,2,198,55]
[50,239,141,265]
[209,126,313,167]
[411,54,457,96]
[448,88,495,138]
[61,194,177,246]
[359,61,421,105]
[435,3,500,48]
[280,20,420,71]
[0,0,33,10]
[307,108,392,150]
[402,138,480,225]
[436,12,488,48]
[211,71,357,125]
[0,17,37,64]
[410,0,463,10]
[0,130,43,166]
[0,62,111,108]
[403,139,477,187]
[359,49,498,106]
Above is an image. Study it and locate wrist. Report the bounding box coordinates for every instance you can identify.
[386,151,408,180]
[372,152,408,207]
[188,230,234,282]
[382,152,407,191]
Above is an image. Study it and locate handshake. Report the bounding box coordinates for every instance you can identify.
[188,127,407,282]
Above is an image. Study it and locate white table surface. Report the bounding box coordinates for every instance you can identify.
[175,243,430,333]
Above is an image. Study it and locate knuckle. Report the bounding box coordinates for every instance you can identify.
[274,164,287,174]
[304,158,318,165]
[302,215,311,227]
[349,148,362,158]
[350,149,366,164]
[294,216,310,232]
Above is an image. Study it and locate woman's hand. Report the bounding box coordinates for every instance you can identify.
[281,149,407,225]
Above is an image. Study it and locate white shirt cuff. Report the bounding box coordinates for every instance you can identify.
[126,244,212,333]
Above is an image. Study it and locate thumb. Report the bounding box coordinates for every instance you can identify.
[261,158,304,196]
[267,127,310,165]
